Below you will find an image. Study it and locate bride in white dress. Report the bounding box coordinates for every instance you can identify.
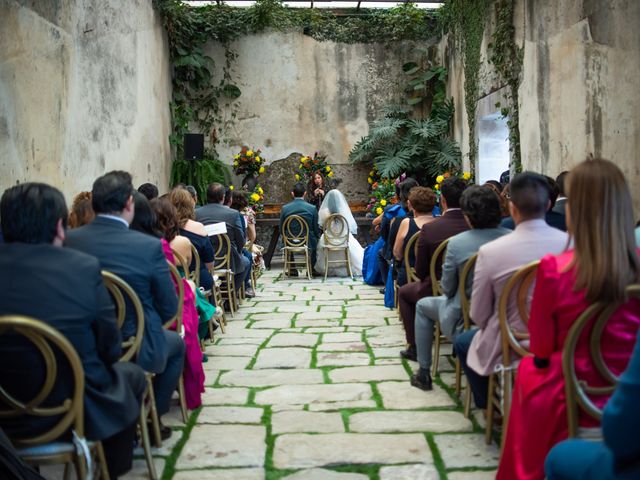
[314,190,364,277]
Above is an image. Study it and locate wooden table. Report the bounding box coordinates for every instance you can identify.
[256,216,375,269]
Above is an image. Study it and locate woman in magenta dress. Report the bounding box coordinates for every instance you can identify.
[497,159,640,480]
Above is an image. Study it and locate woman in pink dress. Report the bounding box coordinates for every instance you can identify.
[497,159,640,480]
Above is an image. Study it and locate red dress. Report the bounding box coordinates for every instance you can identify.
[497,251,640,480]
[161,239,205,410]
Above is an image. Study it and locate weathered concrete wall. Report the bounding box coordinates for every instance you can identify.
[440,0,640,212]
[0,0,172,202]
[206,32,428,201]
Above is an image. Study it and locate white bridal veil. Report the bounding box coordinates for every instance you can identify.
[319,190,358,234]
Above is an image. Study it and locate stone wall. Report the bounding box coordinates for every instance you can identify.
[0,0,173,202]
[205,32,429,202]
[439,0,640,213]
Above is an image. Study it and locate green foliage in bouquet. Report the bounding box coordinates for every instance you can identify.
[170,151,230,204]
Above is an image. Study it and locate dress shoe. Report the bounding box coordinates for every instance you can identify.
[379,287,385,294]
[147,421,172,441]
[410,368,433,391]
[312,269,323,278]
[245,287,256,298]
[400,345,417,362]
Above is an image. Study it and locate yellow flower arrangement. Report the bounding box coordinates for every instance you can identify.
[251,193,260,202]
[247,150,254,157]
[257,186,264,194]
[376,207,383,215]
[234,154,240,160]
[436,175,445,184]
[462,171,471,180]
[255,156,261,163]
[230,185,234,190]
[434,184,439,190]
[380,199,387,206]
[368,177,373,184]
[296,152,333,184]
[259,166,265,174]
[295,173,300,180]
[328,172,334,178]
[233,146,265,176]
[325,166,331,172]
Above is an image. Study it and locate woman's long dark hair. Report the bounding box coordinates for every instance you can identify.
[130,191,161,238]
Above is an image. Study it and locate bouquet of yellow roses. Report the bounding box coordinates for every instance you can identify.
[233,146,266,176]
[433,171,472,198]
[295,152,334,183]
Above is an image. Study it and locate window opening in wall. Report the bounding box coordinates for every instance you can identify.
[478,112,510,185]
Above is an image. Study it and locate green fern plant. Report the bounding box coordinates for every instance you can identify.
[348,57,461,180]
[170,150,230,204]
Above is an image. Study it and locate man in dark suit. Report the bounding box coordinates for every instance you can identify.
[0,183,145,478]
[280,182,321,273]
[398,177,469,360]
[195,183,253,297]
[500,175,567,231]
[65,171,182,437]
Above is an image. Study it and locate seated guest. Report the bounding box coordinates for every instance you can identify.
[169,188,216,292]
[498,159,640,480]
[398,177,469,361]
[68,191,95,228]
[65,171,182,438]
[500,175,567,231]
[196,183,250,295]
[280,182,320,274]
[393,187,437,287]
[552,170,569,215]
[186,185,199,207]
[545,331,640,480]
[453,172,568,410]
[0,183,145,478]
[411,186,510,390]
[130,192,205,410]
[231,190,265,274]
[138,182,159,201]
[484,180,510,217]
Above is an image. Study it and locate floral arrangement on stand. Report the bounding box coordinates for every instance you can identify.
[232,146,266,177]
[434,171,472,204]
[295,152,334,183]
[367,165,383,187]
[367,178,398,216]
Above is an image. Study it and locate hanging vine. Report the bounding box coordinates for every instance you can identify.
[438,0,491,173]
[489,0,523,173]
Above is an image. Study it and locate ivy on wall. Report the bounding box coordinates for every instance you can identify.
[489,0,523,173]
[439,0,523,175]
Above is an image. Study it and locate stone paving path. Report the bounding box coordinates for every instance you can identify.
[123,270,499,479]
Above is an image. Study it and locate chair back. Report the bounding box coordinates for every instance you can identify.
[404,231,421,284]
[172,248,192,282]
[211,233,233,271]
[459,254,478,330]
[430,238,449,296]
[189,244,201,286]
[323,214,350,247]
[562,284,640,438]
[0,315,85,446]
[101,271,145,363]
[164,261,184,332]
[498,261,539,360]
[282,215,310,248]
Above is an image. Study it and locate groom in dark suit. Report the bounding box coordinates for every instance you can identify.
[0,183,145,477]
[280,182,321,271]
[65,171,182,437]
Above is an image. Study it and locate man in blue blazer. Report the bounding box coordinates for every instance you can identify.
[545,331,640,479]
[0,183,145,477]
[65,171,182,436]
[280,182,320,273]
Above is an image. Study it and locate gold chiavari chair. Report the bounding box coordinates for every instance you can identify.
[102,271,159,479]
[562,284,640,439]
[322,213,353,280]
[164,262,188,424]
[0,315,110,479]
[458,253,477,418]
[486,260,539,448]
[211,233,238,318]
[282,215,313,280]
[430,238,450,377]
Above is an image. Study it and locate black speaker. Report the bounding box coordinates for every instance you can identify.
[184,133,204,160]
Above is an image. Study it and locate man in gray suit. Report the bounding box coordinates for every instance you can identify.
[195,183,252,296]
[280,182,320,273]
[411,186,511,390]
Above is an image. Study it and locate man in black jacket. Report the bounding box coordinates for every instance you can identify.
[0,183,145,478]
[65,171,182,438]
